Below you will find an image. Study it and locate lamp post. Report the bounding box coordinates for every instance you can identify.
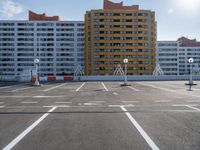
[188,58,194,85]
[185,58,197,91]
[121,58,130,86]
[33,59,40,86]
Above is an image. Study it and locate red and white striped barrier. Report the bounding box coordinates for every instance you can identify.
[38,76,73,81]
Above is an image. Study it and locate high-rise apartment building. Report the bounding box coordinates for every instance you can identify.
[0,11,84,79]
[85,0,156,75]
[157,37,200,75]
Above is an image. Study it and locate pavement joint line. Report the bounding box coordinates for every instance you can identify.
[2,106,57,150]
[33,96,65,98]
[55,102,72,104]
[138,82,200,98]
[122,101,139,103]
[12,87,34,92]
[120,106,160,150]
[88,101,105,103]
[0,83,29,90]
[43,83,68,92]
[128,86,141,92]
[185,105,200,111]
[155,100,171,103]
[21,101,38,104]
[43,105,69,108]
[101,82,109,91]
[172,104,198,107]
[137,82,174,92]
[186,101,200,103]
[75,82,85,92]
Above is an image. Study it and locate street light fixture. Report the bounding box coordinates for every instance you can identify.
[185,58,197,91]
[33,59,40,86]
[121,58,131,86]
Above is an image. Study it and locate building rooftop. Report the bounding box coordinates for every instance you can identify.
[178,37,200,47]
[29,10,60,21]
[103,0,139,10]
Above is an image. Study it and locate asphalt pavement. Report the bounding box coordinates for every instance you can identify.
[1,81,200,150]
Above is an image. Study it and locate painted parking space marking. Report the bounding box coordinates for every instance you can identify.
[185,105,200,111]
[43,83,68,92]
[108,104,134,107]
[75,82,85,92]
[21,101,38,104]
[12,87,34,92]
[2,106,57,150]
[101,82,108,91]
[120,106,159,150]
[0,105,5,108]
[128,86,141,92]
[113,92,118,95]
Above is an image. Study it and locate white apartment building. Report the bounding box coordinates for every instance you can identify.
[157,37,200,75]
[0,20,84,79]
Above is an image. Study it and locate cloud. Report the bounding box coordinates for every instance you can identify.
[168,8,174,14]
[0,0,24,19]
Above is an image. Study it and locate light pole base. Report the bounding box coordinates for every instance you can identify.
[120,83,131,86]
[185,83,197,91]
[33,81,40,86]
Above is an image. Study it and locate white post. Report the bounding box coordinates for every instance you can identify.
[34,59,40,86]
[125,63,127,85]
[189,63,193,85]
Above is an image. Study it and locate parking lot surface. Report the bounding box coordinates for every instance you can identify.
[1,81,200,150]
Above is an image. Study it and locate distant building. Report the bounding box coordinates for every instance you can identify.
[85,0,156,75]
[0,11,84,79]
[157,37,200,75]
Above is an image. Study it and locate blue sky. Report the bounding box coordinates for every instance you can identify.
[0,0,199,41]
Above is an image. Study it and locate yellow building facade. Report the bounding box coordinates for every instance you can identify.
[85,0,156,75]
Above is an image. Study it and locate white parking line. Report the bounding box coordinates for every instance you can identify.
[75,82,85,92]
[21,101,38,104]
[0,105,5,108]
[185,105,200,111]
[0,102,5,104]
[43,83,68,92]
[12,87,34,92]
[113,92,118,95]
[120,106,159,150]
[128,86,141,92]
[3,106,57,150]
[101,82,108,91]
[108,104,134,107]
